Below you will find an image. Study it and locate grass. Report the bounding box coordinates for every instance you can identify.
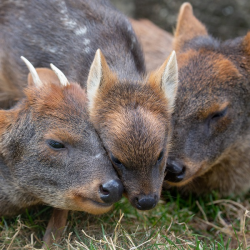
[0,190,250,250]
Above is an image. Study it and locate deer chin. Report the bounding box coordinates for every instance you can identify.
[69,195,113,215]
[62,191,113,215]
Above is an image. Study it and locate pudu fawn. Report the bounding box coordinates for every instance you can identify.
[163,3,250,196]
[0,58,123,245]
[0,0,178,209]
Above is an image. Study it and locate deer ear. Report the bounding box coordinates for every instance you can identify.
[28,68,61,86]
[174,2,208,52]
[150,51,178,109]
[87,49,116,112]
[242,32,250,56]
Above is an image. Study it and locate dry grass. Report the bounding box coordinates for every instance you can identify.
[1,191,250,250]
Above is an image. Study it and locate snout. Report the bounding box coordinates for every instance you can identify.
[99,179,123,204]
[165,157,186,182]
[132,194,159,210]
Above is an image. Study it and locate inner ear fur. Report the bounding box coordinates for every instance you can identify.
[174,2,208,52]
[149,51,178,109]
[28,68,61,86]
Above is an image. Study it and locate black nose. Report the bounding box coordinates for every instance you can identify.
[134,195,158,210]
[165,157,186,182]
[99,179,123,204]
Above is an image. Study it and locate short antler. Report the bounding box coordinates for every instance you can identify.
[50,64,70,87]
[21,56,43,87]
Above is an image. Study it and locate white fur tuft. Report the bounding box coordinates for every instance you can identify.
[87,49,102,111]
[161,51,178,108]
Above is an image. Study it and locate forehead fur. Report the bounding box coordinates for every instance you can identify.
[107,106,167,164]
[92,78,170,114]
[175,43,244,119]
[178,48,241,90]
[90,81,170,166]
[24,83,87,120]
[91,81,170,127]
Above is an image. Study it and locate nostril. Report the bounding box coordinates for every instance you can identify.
[165,158,186,183]
[99,179,123,204]
[167,158,184,174]
[135,195,158,210]
[154,194,158,201]
[134,197,140,207]
[99,185,110,196]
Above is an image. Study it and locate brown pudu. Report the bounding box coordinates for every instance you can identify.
[87,49,178,209]
[0,0,178,210]
[164,2,250,195]
[0,58,123,245]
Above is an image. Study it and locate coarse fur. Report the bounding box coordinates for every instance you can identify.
[0,0,144,108]
[164,2,250,196]
[0,68,120,216]
[87,49,178,208]
[0,0,179,209]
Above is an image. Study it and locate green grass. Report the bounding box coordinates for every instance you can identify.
[1,191,250,249]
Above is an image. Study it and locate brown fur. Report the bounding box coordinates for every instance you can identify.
[0,69,121,245]
[0,0,177,211]
[174,2,208,52]
[87,50,178,208]
[163,2,250,195]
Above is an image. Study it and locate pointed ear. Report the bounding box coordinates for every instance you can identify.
[242,32,250,56]
[174,2,208,52]
[28,68,61,86]
[150,51,178,109]
[87,49,116,111]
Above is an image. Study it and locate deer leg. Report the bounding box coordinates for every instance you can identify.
[42,208,69,248]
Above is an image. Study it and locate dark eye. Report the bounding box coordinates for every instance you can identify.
[209,107,228,122]
[157,151,164,162]
[47,140,65,150]
[110,153,122,165]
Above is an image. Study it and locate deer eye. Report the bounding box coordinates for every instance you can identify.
[47,140,65,150]
[157,151,164,162]
[208,107,228,123]
[110,153,122,165]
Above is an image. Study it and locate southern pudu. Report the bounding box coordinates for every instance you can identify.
[0,0,178,210]
[164,2,250,196]
[0,58,123,245]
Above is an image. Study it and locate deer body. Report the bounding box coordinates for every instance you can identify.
[130,19,173,72]
[0,0,179,210]
[0,0,144,108]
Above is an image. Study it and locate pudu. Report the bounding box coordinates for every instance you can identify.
[0,58,123,245]
[164,3,250,196]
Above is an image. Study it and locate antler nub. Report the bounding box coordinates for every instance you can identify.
[21,56,43,87]
[50,63,70,87]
